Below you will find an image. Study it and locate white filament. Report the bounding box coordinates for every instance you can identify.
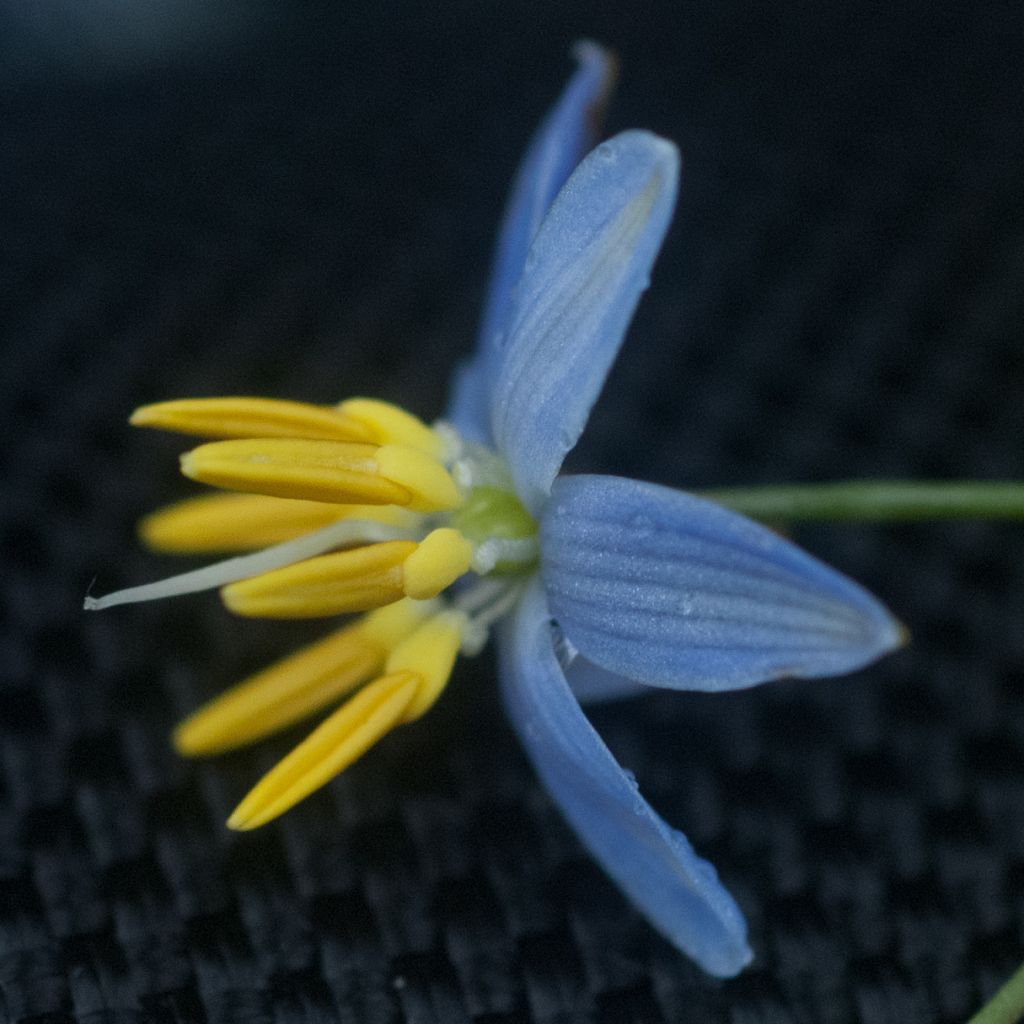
[431,420,464,465]
[470,536,539,575]
[453,576,509,615]
[456,577,527,656]
[84,519,410,611]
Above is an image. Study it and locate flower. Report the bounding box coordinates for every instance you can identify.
[86,42,904,977]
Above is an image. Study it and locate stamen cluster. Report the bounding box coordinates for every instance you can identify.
[93,395,538,827]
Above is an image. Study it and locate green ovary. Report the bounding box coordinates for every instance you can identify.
[452,486,538,575]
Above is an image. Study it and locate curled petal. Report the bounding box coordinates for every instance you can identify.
[541,475,905,691]
[490,132,679,512]
[447,41,617,442]
[500,581,751,976]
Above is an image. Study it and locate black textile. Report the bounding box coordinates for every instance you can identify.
[2,3,1024,1022]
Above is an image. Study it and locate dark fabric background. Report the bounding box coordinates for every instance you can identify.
[2,2,1024,1021]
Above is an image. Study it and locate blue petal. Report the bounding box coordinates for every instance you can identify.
[446,41,617,443]
[499,580,752,976]
[490,132,680,513]
[445,358,492,445]
[541,475,905,691]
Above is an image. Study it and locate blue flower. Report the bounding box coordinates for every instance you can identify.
[87,42,903,977]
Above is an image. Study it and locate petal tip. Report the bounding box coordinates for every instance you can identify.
[707,939,755,979]
[856,597,908,667]
[569,37,619,105]
[605,128,681,178]
[570,37,611,64]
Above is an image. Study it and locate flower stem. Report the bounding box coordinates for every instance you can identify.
[699,481,1024,523]
[967,962,1024,1024]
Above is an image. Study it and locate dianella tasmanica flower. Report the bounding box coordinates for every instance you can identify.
[87,43,904,976]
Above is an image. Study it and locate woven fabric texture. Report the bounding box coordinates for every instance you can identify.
[2,2,1024,1022]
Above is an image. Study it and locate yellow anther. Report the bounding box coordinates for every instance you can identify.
[373,444,461,512]
[139,493,418,554]
[180,439,411,506]
[358,596,441,650]
[337,398,445,457]
[401,528,473,599]
[130,397,374,442]
[221,540,417,618]
[172,597,436,755]
[173,626,383,756]
[223,604,466,828]
[386,610,466,722]
[226,671,420,831]
[180,439,459,512]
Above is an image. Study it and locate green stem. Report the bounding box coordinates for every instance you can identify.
[698,481,1024,523]
[967,961,1024,1024]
